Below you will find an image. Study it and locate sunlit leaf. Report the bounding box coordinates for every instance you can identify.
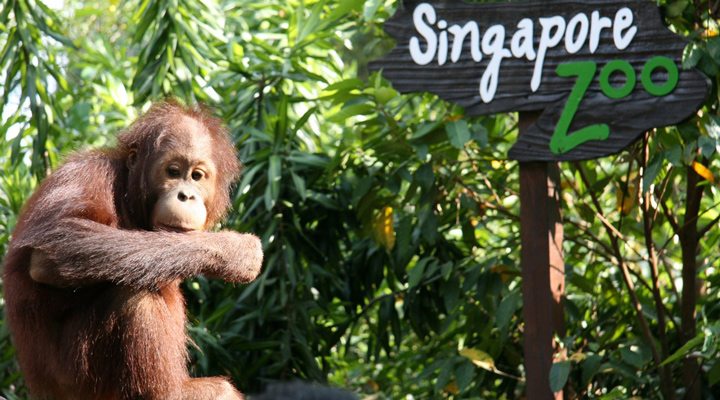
[459,348,519,379]
[372,206,395,250]
[692,161,715,183]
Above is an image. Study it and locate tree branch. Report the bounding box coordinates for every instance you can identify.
[698,213,720,238]
[660,199,682,237]
[575,162,663,374]
[641,133,674,399]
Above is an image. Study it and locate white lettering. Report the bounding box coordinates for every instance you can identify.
[613,7,637,50]
[511,18,536,60]
[480,25,511,102]
[438,20,448,65]
[448,22,482,62]
[532,16,566,92]
[590,11,612,53]
[565,13,589,54]
[409,3,438,65]
[404,4,641,99]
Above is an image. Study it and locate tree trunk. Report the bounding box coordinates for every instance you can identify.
[681,166,704,400]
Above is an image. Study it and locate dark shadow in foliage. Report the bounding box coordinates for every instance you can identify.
[250,381,358,400]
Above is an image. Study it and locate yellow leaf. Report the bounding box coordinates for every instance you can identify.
[444,381,459,395]
[372,206,395,250]
[702,27,719,38]
[693,162,715,183]
[459,348,496,372]
[616,182,637,215]
[366,379,379,391]
[490,264,512,283]
[459,347,522,380]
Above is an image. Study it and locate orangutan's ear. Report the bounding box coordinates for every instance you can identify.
[127,144,138,171]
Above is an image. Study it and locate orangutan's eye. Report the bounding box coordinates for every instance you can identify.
[167,166,181,178]
[191,170,204,181]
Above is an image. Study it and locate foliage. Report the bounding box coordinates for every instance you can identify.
[0,0,719,399]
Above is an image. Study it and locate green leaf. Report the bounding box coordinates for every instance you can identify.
[414,163,434,190]
[324,78,364,93]
[296,0,325,44]
[0,29,18,70]
[619,345,647,369]
[293,106,317,134]
[441,277,459,311]
[682,43,702,69]
[707,37,720,62]
[326,0,363,22]
[495,291,520,333]
[709,360,720,386]
[290,171,307,200]
[446,120,471,149]
[434,358,454,392]
[472,124,489,147]
[666,0,688,17]
[410,121,441,140]
[698,135,716,159]
[327,103,374,123]
[287,152,328,168]
[374,87,398,105]
[455,361,475,392]
[661,333,704,366]
[642,155,663,193]
[549,361,571,393]
[266,155,282,209]
[581,354,603,386]
[408,258,431,288]
[351,176,373,207]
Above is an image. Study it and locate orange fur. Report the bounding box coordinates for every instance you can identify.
[3,101,260,399]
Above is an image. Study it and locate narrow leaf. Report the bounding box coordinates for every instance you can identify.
[692,161,715,183]
[661,333,704,366]
[459,348,520,379]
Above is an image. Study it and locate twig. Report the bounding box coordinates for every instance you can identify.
[698,213,720,238]
[641,133,674,399]
[575,162,664,373]
[564,218,615,257]
[660,199,682,237]
[596,213,624,241]
[652,167,674,222]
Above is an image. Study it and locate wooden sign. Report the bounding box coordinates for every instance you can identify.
[370,0,710,161]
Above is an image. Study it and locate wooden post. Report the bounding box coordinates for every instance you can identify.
[519,112,565,400]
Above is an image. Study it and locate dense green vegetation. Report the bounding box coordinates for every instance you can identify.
[1,0,719,398]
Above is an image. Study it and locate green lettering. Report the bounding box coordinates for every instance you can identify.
[599,60,636,99]
[641,56,679,97]
[550,61,610,155]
